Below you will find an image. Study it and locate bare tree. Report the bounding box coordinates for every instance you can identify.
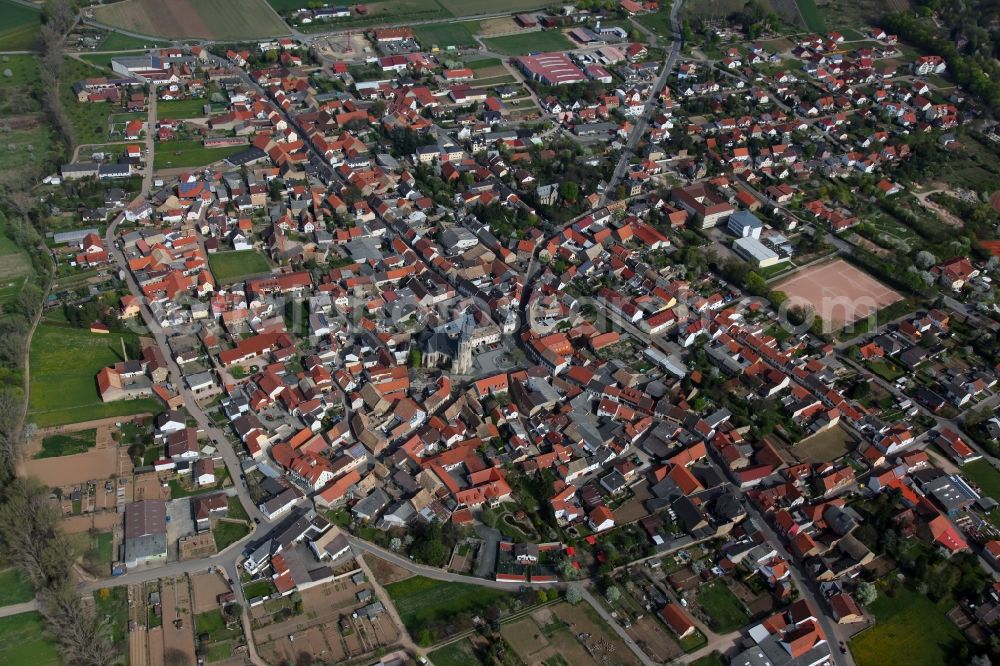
[37,580,116,666]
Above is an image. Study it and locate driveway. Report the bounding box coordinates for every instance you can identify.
[473,522,500,578]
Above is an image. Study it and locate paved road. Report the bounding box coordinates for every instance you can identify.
[346,535,541,591]
[601,0,684,205]
[0,599,39,618]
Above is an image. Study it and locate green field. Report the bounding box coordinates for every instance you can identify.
[153,139,245,169]
[850,587,964,666]
[384,576,509,634]
[37,428,97,458]
[157,97,211,120]
[413,21,481,49]
[0,232,33,318]
[634,10,673,37]
[62,58,114,147]
[429,639,484,666]
[795,0,826,32]
[481,30,574,56]
[962,460,1000,500]
[27,323,162,428]
[0,612,59,665]
[96,31,161,51]
[467,57,502,70]
[0,0,41,51]
[0,569,34,607]
[696,582,748,633]
[213,520,251,550]
[208,250,271,283]
[0,55,57,176]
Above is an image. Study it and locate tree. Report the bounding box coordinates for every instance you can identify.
[605,586,621,603]
[855,582,877,606]
[565,586,582,605]
[559,181,579,203]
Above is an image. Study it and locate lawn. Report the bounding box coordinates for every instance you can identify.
[481,30,573,55]
[228,497,250,521]
[37,429,97,458]
[0,612,59,666]
[679,628,708,653]
[696,582,749,633]
[209,250,271,283]
[153,139,245,169]
[0,0,41,51]
[428,638,484,666]
[27,323,162,428]
[962,460,1000,501]
[213,520,251,550]
[413,20,481,49]
[850,586,964,666]
[157,97,211,119]
[0,569,34,607]
[867,359,904,382]
[384,576,509,633]
[96,31,162,51]
[243,579,277,600]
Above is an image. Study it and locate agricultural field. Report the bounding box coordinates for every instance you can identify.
[482,30,574,55]
[437,0,550,13]
[153,139,245,169]
[94,0,289,40]
[0,568,34,607]
[413,21,481,50]
[383,576,509,634]
[0,0,41,51]
[0,612,59,666]
[850,586,963,666]
[208,250,272,283]
[27,322,161,428]
[37,428,97,458]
